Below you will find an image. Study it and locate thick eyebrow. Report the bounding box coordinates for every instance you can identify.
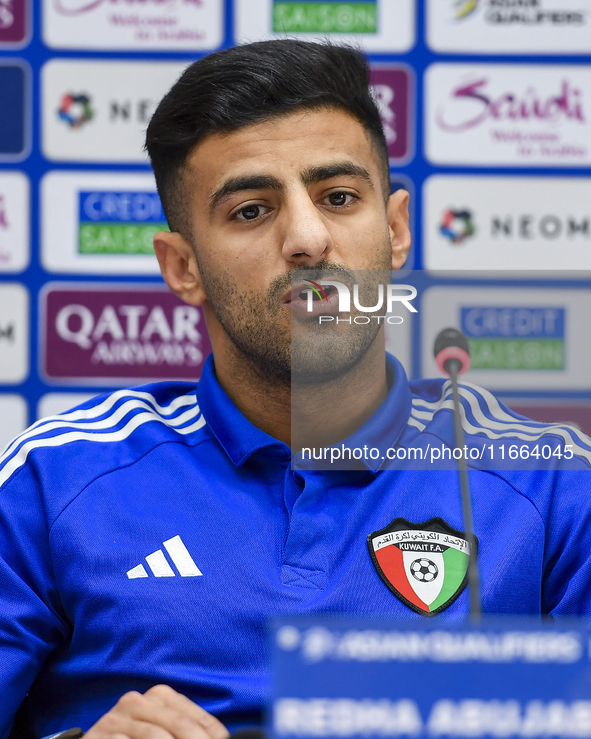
[301,162,374,188]
[208,161,373,215]
[209,174,284,213]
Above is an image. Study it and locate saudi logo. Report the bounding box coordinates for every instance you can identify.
[367,517,477,616]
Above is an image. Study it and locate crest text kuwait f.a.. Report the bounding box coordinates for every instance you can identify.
[367,517,478,616]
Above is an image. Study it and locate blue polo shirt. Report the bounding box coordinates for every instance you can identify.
[0,354,590,738]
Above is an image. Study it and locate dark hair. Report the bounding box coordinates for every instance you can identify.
[145,39,390,238]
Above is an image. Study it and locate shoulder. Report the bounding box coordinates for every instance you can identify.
[407,377,591,471]
[0,380,211,506]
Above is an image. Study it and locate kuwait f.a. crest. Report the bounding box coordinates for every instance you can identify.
[367,517,478,616]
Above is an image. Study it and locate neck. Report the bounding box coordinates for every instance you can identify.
[210,323,389,450]
[291,336,389,452]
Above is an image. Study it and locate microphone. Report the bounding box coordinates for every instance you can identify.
[433,328,481,619]
[434,327,471,377]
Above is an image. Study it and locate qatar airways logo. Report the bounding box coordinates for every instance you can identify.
[44,286,212,382]
[52,0,201,15]
[437,78,585,132]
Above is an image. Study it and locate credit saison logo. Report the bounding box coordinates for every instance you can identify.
[272,0,377,34]
[301,279,417,325]
[78,190,168,256]
[461,306,565,370]
[437,78,585,133]
[453,0,587,26]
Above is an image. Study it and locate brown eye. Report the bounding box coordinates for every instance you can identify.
[329,192,348,206]
[327,191,357,208]
[238,204,262,220]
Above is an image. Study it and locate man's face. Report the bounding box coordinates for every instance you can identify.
[160,107,409,383]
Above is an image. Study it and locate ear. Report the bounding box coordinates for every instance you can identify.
[153,231,206,306]
[386,189,411,270]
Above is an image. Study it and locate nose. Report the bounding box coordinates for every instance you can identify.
[281,190,334,264]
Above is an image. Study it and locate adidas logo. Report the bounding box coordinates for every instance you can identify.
[127,535,203,579]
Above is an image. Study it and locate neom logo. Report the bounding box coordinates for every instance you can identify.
[58,95,156,128]
[440,210,590,243]
[439,209,475,245]
[490,214,590,239]
[437,79,585,132]
[45,289,211,381]
[58,93,93,129]
[109,99,156,123]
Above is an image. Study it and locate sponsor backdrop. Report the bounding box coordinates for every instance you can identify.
[1,0,591,444]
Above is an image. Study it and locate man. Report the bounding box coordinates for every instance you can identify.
[2,40,591,739]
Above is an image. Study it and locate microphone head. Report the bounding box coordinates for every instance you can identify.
[434,327,470,357]
[433,327,471,376]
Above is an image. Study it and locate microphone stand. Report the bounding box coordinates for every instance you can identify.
[447,357,481,620]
